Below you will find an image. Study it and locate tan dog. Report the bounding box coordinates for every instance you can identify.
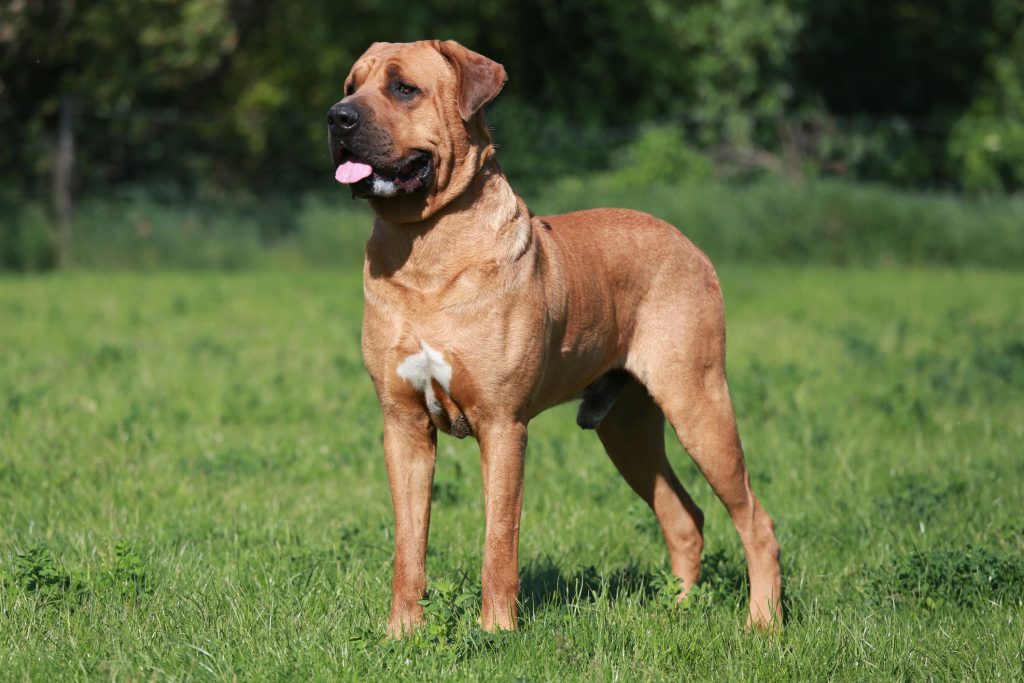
[327,40,782,635]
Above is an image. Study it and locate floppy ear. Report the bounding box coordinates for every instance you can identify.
[436,40,507,121]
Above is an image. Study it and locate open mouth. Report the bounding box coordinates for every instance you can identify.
[333,148,433,197]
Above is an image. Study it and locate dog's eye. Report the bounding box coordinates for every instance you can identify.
[392,81,419,101]
[345,82,355,97]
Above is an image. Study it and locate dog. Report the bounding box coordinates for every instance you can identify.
[327,40,782,635]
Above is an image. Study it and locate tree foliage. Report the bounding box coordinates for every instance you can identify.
[1,0,1023,196]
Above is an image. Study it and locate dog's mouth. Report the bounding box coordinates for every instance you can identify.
[333,148,434,198]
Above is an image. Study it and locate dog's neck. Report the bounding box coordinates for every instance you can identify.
[365,156,534,290]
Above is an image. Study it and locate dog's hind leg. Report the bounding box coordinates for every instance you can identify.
[595,375,704,595]
[660,371,782,630]
[630,301,783,631]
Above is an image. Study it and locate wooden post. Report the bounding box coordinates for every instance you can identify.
[54,95,74,267]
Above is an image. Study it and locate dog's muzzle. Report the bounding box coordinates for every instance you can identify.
[327,100,435,198]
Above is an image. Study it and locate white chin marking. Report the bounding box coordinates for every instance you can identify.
[396,341,454,411]
[371,177,398,197]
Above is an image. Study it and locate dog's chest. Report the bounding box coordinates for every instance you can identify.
[396,340,452,405]
[393,339,472,438]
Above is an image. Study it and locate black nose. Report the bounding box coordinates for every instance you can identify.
[327,102,359,133]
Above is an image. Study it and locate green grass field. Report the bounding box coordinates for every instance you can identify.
[1,266,1022,680]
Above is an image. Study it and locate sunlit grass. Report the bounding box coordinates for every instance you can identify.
[1,266,1022,679]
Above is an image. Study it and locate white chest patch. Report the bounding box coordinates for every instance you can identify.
[396,341,453,413]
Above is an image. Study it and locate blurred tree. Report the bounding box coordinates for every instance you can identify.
[794,0,1002,118]
[791,0,1024,187]
[217,0,688,187]
[2,0,1023,201]
[0,0,265,192]
[948,1,1024,192]
[645,0,802,148]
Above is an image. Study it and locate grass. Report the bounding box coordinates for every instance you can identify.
[1,265,1022,680]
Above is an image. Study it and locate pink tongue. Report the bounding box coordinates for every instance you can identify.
[335,161,373,184]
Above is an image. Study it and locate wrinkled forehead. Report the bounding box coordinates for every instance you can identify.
[347,41,451,87]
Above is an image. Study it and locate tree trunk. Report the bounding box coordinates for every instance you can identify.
[54,94,74,267]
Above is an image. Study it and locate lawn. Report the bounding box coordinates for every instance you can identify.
[1,266,1022,680]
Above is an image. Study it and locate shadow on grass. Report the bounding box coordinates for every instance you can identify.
[519,550,751,614]
[519,558,659,612]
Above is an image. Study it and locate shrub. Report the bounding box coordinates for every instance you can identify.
[950,116,1024,193]
[0,204,59,271]
[608,126,714,188]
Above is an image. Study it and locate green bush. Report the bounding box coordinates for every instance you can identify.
[0,204,59,271]
[950,117,1024,193]
[606,126,714,188]
[3,177,1022,272]
[291,195,372,269]
[69,195,267,270]
[531,176,1024,267]
[948,19,1024,193]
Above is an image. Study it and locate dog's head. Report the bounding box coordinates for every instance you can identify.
[327,40,506,223]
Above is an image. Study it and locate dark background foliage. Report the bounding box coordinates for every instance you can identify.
[1,0,1023,270]
[3,0,1023,195]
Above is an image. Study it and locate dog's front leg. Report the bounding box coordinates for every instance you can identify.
[383,413,437,637]
[477,420,527,631]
